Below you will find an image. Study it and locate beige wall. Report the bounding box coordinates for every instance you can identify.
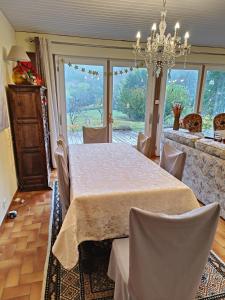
[0,11,17,224]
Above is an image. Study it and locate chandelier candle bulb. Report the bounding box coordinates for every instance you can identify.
[136,31,141,47]
[175,22,180,29]
[174,22,180,37]
[184,32,189,47]
[151,23,157,39]
[152,23,157,31]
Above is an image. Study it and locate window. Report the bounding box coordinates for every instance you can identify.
[201,70,225,130]
[163,68,200,128]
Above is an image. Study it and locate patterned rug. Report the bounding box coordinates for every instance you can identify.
[43,182,225,300]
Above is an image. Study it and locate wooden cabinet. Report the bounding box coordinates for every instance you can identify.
[7,84,51,191]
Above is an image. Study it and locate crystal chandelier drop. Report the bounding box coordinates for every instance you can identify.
[133,0,191,77]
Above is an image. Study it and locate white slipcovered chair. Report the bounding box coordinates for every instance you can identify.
[160,142,186,180]
[83,126,108,144]
[57,135,68,160]
[136,132,151,158]
[108,203,220,300]
[54,138,70,219]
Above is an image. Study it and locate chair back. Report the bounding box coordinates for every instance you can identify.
[128,204,220,300]
[57,135,68,161]
[137,133,151,158]
[160,143,186,180]
[83,126,108,144]
[183,113,202,132]
[54,141,70,218]
[213,113,225,131]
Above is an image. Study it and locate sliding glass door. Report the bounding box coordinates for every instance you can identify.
[60,58,107,144]
[109,62,149,145]
[58,57,152,147]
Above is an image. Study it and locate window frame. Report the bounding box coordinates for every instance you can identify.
[199,64,225,114]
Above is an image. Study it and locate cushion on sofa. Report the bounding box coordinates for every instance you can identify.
[195,138,225,160]
[163,129,202,148]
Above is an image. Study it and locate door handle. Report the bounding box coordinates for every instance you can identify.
[108,113,114,124]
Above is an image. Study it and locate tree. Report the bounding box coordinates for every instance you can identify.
[164,83,189,127]
[96,99,103,123]
[116,69,147,121]
[67,96,82,132]
[202,71,225,115]
[119,87,146,121]
[65,64,104,111]
[201,71,225,129]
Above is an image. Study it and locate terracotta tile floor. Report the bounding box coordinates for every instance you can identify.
[0,172,56,300]
[0,170,225,299]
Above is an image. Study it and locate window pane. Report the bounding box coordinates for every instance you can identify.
[201,70,225,130]
[64,64,104,144]
[112,67,148,145]
[163,69,199,128]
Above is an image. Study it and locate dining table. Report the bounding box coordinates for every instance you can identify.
[52,143,199,270]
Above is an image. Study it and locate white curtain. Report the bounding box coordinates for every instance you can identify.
[39,38,59,168]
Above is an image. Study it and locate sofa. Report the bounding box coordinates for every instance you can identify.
[162,129,225,218]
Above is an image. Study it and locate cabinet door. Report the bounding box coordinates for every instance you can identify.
[8,86,49,190]
[20,151,47,189]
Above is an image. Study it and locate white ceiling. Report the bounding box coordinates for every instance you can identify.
[0,0,225,47]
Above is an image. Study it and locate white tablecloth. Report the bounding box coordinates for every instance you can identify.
[52,143,199,270]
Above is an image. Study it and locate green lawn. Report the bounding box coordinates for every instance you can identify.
[67,109,144,132]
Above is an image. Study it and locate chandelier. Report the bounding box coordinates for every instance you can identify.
[133,0,191,77]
